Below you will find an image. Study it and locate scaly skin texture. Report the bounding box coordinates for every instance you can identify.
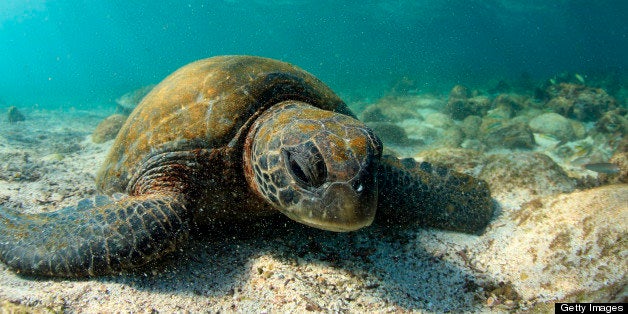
[244,101,382,231]
[0,55,494,277]
[0,194,188,277]
[376,156,493,233]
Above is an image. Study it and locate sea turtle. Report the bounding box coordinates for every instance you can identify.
[0,56,493,277]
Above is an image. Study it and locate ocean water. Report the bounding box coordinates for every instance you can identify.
[0,0,626,108]
[0,1,627,311]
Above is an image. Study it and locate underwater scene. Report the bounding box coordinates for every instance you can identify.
[0,0,626,312]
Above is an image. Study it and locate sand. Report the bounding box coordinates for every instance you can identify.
[0,106,625,313]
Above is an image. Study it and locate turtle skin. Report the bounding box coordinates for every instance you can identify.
[0,56,493,277]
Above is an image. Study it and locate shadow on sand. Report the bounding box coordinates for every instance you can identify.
[28,214,497,312]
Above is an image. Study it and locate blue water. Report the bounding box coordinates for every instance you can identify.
[0,0,626,108]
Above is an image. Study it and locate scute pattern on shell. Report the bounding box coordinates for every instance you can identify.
[96,56,353,194]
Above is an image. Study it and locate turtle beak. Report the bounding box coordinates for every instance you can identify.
[296,181,377,232]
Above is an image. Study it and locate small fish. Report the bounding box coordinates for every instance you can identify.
[574,73,585,84]
[486,121,503,130]
[536,133,560,142]
[549,78,557,85]
[583,162,620,174]
[573,143,593,157]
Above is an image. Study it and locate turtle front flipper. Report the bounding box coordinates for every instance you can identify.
[0,193,189,277]
[376,155,493,234]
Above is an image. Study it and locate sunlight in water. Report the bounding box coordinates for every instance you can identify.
[0,0,47,27]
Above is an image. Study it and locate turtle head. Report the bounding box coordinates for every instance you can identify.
[244,101,382,232]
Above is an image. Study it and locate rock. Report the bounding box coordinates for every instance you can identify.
[424,112,454,129]
[484,105,513,120]
[528,112,577,141]
[468,96,493,115]
[7,106,25,123]
[414,148,487,175]
[570,120,587,139]
[492,94,526,117]
[478,152,576,198]
[432,127,464,148]
[510,114,531,125]
[476,184,628,302]
[522,97,545,110]
[619,135,628,153]
[546,83,618,121]
[460,139,486,151]
[598,151,628,184]
[413,95,446,110]
[448,84,471,99]
[399,113,462,148]
[445,95,491,120]
[545,96,571,117]
[360,97,422,123]
[486,93,528,120]
[92,114,127,143]
[399,119,439,145]
[366,122,421,146]
[445,85,482,120]
[444,98,469,120]
[595,109,628,134]
[115,85,155,115]
[479,118,535,149]
[460,115,482,139]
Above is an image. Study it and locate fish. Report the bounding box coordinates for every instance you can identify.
[575,73,585,84]
[485,121,503,130]
[573,143,593,157]
[536,133,560,142]
[583,162,620,174]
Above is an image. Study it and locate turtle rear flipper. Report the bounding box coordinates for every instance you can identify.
[0,193,189,277]
[376,155,494,234]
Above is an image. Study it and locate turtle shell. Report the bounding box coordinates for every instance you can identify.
[96,55,354,194]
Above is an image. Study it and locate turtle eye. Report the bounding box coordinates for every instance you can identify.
[352,179,364,193]
[282,142,327,188]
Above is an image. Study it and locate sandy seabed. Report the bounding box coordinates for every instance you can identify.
[0,106,625,313]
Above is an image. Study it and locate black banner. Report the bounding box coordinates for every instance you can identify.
[555,303,625,313]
